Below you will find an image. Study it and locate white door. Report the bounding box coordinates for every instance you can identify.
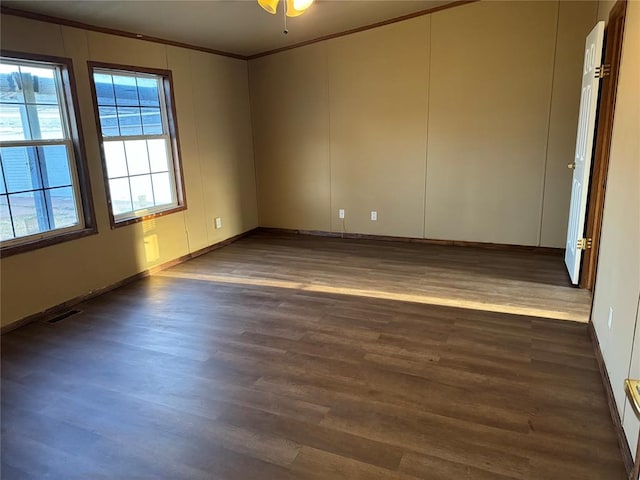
[565,21,605,285]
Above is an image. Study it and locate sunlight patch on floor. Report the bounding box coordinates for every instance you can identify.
[155,270,590,323]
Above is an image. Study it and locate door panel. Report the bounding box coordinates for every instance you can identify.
[564,21,605,284]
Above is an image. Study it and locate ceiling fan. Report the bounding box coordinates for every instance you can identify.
[258,0,315,34]
[257,0,315,17]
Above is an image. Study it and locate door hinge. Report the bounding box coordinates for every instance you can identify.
[577,238,593,250]
[594,64,611,78]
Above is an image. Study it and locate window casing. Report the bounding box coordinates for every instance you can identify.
[0,52,95,257]
[89,63,185,227]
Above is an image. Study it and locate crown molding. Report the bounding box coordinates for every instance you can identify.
[247,0,478,60]
[1,1,478,62]
[0,6,247,60]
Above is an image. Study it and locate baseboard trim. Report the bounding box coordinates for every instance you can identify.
[588,322,634,476]
[258,227,564,256]
[1,228,258,335]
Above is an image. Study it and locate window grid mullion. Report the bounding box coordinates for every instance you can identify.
[119,132,134,214]
[0,184,73,196]
[55,67,73,142]
[101,133,168,143]
[0,139,71,148]
[108,171,168,181]
[0,156,17,238]
[137,79,157,204]
[35,146,53,231]
[0,101,60,108]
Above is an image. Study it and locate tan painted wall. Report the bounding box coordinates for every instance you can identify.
[427,1,556,245]
[597,0,617,22]
[0,15,258,328]
[249,0,597,246]
[328,17,429,238]
[591,0,640,455]
[250,43,331,231]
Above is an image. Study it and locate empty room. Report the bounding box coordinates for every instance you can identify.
[1,0,639,478]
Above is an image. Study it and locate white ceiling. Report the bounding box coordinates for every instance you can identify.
[3,0,456,57]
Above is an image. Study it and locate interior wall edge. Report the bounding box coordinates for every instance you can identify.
[537,0,561,248]
[589,321,636,475]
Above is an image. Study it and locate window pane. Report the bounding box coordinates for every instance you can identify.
[0,63,24,103]
[152,172,173,206]
[0,163,5,194]
[27,104,63,140]
[117,107,142,136]
[48,186,78,229]
[141,107,162,135]
[1,147,42,193]
[98,106,119,136]
[137,77,160,107]
[109,177,132,215]
[130,175,154,210]
[113,75,138,107]
[0,194,13,240]
[148,139,169,172]
[124,140,149,175]
[20,66,58,105]
[93,73,115,106]
[9,190,48,237]
[0,103,29,141]
[41,145,72,188]
[103,141,128,178]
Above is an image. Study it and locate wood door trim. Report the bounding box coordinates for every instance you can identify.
[588,322,635,475]
[580,0,627,289]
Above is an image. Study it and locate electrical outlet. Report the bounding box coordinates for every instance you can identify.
[371,211,377,221]
[608,306,613,330]
[338,209,345,219]
[215,217,222,229]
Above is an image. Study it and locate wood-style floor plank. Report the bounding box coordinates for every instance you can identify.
[1,232,625,479]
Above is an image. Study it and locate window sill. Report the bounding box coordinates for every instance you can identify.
[0,226,98,258]
[110,204,186,229]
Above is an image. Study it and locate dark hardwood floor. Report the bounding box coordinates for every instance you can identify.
[1,232,625,479]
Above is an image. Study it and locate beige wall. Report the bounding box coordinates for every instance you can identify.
[597,0,617,22]
[591,0,640,456]
[427,1,556,245]
[0,15,258,328]
[250,43,331,231]
[329,17,429,238]
[249,1,597,246]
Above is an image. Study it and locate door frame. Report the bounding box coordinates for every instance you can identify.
[580,0,627,289]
